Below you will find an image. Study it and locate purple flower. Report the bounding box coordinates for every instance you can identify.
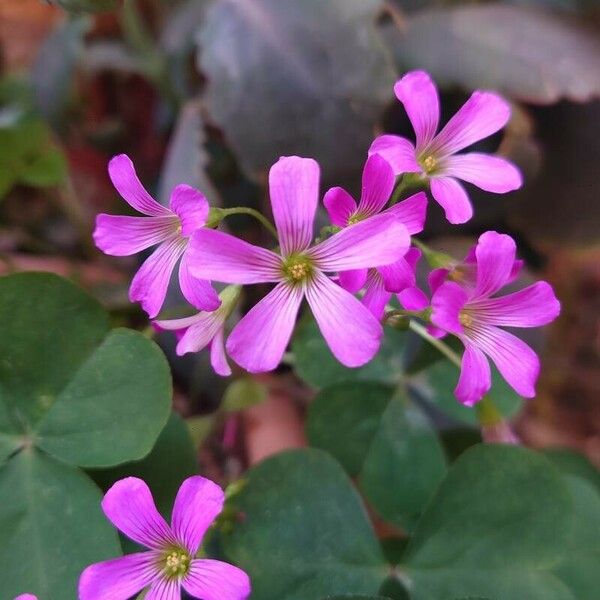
[14,595,37,600]
[155,285,241,376]
[323,153,427,320]
[94,154,220,318]
[430,231,560,406]
[79,476,250,600]
[187,156,410,372]
[369,70,522,224]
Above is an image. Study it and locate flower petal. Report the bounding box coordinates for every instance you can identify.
[471,281,560,327]
[226,283,303,373]
[78,552,158,600]
[455,342,491,406]
[323,186,357,227]
[210,328,231,376]
[169,184,209,236]
[444,153,522,193]
[338,268,368,293]
[309,214,409,272]
[433,91,511,156]
[171,476,225,554]
[468,325,539,398]
[428,268,450,294]
[188,229,282,284]
[14,595,39,600]
[306,271,383,367]
[398,286,429,311]
[129,238,186,318]
[431,281,469,335]
[430,177,473,224]
[269,156,319,255]
[93,215,176,256]
[473,231,517,298]
[379,256,416,293]
[183,559,251,600]
[394,70,440,150]
[363,270,391,321]
[358,153,395,216]
[156,311,224,357]
[179,249,221,311]
[101,478,174,549]
[144,579,180,600]
[369,135,420,176]
[108,154,171,217]
[382,191,428,235]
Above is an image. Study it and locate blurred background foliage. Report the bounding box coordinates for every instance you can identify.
[0,0,599,481]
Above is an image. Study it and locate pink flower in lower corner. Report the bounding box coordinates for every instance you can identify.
[93,154,220,318]
[155,285,241,376]
[14,595,37,599]
[187,156,411,372]
[369,70,522,224]
[430,231,560,406]
[323,153,428,320]
[79,476,250,600]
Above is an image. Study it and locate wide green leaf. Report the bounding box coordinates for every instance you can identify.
[308,382,446,530]
[198,0,396,188]
[0,273,172,467]
[293,316,407,388]
[548,451,600,598]
[222,449,388,600]
[402,445,575,600]
[0,449,121,598]
[91,412,198,519]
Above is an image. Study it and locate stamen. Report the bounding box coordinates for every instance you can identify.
[282,255,313,284]
[459,311,474,328]
[347,213,363,226]
[161,547,191,579]
[421,155,437,173]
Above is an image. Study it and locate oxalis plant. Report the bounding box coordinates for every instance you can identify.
[3,71,599,600]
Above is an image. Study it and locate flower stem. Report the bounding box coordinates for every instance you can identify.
[218,207,278,240]
[408,320,462,368]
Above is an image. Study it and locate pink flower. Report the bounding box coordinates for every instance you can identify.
[369,70,522,224]
[155,285,241,376]
[14,595,37,600]
[94,154,220,318]
[430,231,560,406]
[323,153,428,320]
[79,476,250,600]
[187,156,410,372]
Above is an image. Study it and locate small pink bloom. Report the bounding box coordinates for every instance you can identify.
[155,285,241,376]
[93,154,220,318]
[430,231,560,406]
[79,476,250,600]
[187,156,411,372]
[369,71,522,224]
[323,153,428,320]
[14,595,37,600]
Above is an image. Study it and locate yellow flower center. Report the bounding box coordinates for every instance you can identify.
[459,311,474,328]
[347,213,363,226]
[282,255,313,284]
[162,547,191,579]
[421,155,437,174]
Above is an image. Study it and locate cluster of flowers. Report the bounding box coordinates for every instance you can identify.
[15,476,251,600]
[94,70,560,406]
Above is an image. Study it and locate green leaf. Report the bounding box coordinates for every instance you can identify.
[548,451,600,598]
[19,147,67,187]
[307,382,446,530]
[360,399,447,531]
[322,596,392,599]
[36,328,171,467]
[0,273,172,467]
[198,0,396,188]
[293,316,407,388]
[222,378,268,412]
[0,449,121,598]
[402,445,575,600]
[90,412,198,518]
[52,0,117,13]
[387,4,600,103]
[408,350,522,426]
[0,398,20,462]
[222,448,388,600]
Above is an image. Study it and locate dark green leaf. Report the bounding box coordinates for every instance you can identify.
[222,449,388,600]
[322,596,392,599]
[387,4,600,103]
[52,0,117,13]
[198,0,396,188]
[90,412,198,519]
[544,449,600,492]
[19,147,67,187]
[0,449,120,598]
[293,316,407,389]
[402,445,574,600]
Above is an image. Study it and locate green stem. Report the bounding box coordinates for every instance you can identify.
[411,237,455,269]
[218,207,278,240]
[408,320,462,368]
